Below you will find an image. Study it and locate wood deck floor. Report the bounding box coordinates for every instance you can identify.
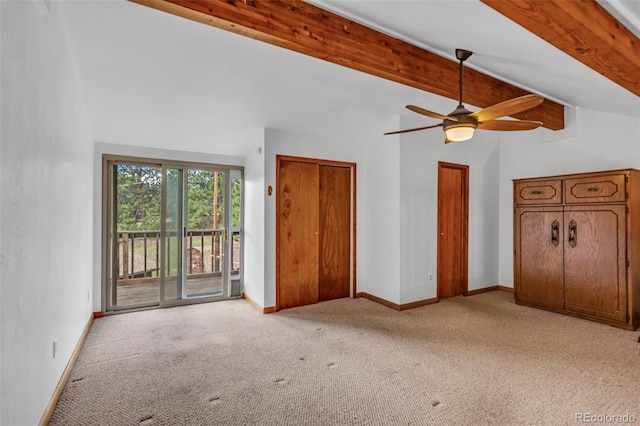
[113,275,223,307]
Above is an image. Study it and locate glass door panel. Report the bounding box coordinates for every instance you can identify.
[109,163,162,310]
[229,170,242,296]
[185,169,226,298]
[162,167,183,303]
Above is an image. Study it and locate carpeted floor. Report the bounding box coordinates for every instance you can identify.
[49,291,640,425]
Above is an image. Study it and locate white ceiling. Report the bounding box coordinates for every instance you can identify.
[59,0,640,154]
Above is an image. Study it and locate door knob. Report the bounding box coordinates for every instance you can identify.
[440,232,444,236]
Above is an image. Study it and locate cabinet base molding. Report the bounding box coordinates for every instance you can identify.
[515,299,636,331]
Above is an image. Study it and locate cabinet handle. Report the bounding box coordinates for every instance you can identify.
[551,220,559,246]
[587,187,600,192]
[568,220,577,248]
[530,190,543,195]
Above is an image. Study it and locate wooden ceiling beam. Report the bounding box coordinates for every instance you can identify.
[130,0,565,130]
[481,0,640,98]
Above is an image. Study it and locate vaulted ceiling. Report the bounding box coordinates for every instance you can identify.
[60,0,640,153]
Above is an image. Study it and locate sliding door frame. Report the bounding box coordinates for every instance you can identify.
[101,154,244,314]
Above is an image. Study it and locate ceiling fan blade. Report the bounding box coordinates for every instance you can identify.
[384,123,443,135]
[478,119,543,131]
[468,94,544,122]
[406,105,456,122]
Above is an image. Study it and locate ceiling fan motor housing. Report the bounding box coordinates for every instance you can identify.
[444,105,478,130]
[443,105,478,142]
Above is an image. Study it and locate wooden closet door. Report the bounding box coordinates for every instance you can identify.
[437,163,468,298]
[514,207,565,308]
[319,165,351,301]
[564,205,627,322]
[278,160,320,309]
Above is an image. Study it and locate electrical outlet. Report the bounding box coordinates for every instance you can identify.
[52,339,57,358]
[429,274,433,281]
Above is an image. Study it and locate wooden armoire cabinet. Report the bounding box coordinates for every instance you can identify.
[513,169,640,330]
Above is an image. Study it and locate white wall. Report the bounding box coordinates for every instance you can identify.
[0,2,94,424]
[398,114,501,303]
[239,131,266,307]
[498,106,640,287]
[362,125,402,304]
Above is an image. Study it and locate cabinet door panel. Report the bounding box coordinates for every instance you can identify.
[515,207,565,308]
[564,205,627,321]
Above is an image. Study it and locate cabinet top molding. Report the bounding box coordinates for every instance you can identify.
[513,168,639,182]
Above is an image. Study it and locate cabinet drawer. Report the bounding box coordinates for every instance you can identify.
[564,174,626,204]
[514,180,562,205]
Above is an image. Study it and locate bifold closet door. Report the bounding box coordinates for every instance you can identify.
[278,161,320,309]
[278,160,351,309]
[319,165,351,301]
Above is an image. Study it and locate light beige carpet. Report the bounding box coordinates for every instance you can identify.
[49,291,640,425]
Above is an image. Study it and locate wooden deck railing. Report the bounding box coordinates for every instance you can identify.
[118,229,239,281]
[118,231,160,279]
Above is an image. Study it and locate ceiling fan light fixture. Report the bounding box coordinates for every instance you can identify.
[384,49,545,140]
[444,123,476,142]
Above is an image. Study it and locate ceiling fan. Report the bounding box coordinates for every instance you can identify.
[385,49,544,143]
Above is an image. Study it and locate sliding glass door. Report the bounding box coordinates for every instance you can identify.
[107,163,163,308]
[104,157,242,312]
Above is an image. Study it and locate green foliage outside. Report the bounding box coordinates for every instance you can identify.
[116,165,241,232]
[116,165,162,231]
